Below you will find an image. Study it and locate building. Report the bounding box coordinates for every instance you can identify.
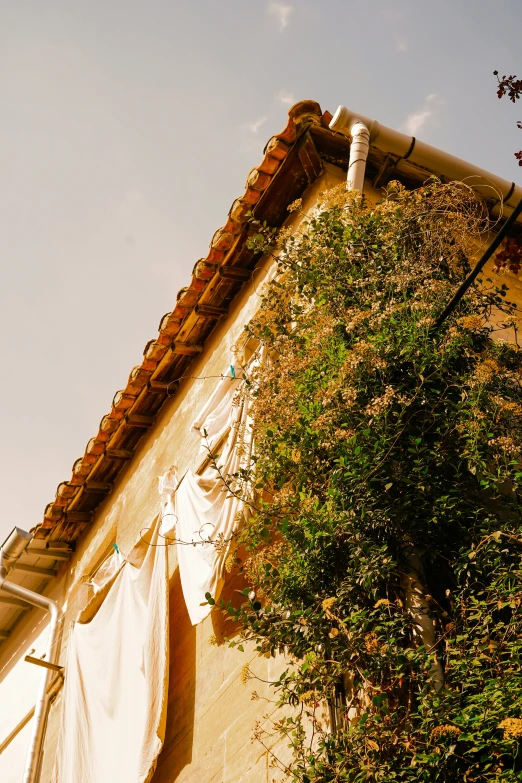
[0,100,521,783]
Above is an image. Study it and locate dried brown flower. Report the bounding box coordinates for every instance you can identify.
[431,724,462,742]
[287,198,303,213]
[299,690,321,705]
[364,632,380,654]
[322,597,337,612]
[498,718,522,739]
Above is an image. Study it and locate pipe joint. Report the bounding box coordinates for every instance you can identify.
[329,109,371,192]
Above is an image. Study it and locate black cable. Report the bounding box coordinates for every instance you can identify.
[433,196,522,330]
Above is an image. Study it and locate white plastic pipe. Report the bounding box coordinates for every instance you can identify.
[346,120,370,192]
[330,105,522,220]
[403,550,444,691]
[0,528,63,783]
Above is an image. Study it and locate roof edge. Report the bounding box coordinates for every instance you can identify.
[35,100,330,541]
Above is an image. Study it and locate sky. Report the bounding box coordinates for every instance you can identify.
[0,0,521,540]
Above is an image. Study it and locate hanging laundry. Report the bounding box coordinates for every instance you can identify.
[52,517,168,783]
[160,372,254,625]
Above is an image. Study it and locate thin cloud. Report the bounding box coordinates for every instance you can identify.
[268,1,294,32]
[403,93,441,136]
[383,7,403,23]
[276,89,295,106]
[396,39,408,52]
[243,116,268,135]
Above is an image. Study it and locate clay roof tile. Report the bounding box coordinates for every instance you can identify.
[35,100,325,540]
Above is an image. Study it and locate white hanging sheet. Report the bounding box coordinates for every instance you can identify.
[160,373,253,625]
[52,517,168,783]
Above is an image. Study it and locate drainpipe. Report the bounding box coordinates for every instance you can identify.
[345,119,370,192]
[403,549,444,691]
[0,527,63,783]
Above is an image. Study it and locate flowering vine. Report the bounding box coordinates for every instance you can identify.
[215,181,522,782]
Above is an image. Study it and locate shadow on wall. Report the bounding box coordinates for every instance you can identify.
[152,569,196,782]
[210,561,250,645]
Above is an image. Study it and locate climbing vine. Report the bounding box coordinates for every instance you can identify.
[214,181,522,781]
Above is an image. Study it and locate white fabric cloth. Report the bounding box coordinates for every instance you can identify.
[90,546,125,593]
[52,518,168,783]
[160,374,253,625]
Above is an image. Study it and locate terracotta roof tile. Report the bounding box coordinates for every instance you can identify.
[257,154,281,175]
[229,198,251,224]
[143,340,168,367]
[246,168,272,191]
[35,99,326,541]
[192,259,217,282]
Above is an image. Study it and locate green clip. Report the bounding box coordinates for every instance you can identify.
[113,543,120,554]
[229,364,236,379]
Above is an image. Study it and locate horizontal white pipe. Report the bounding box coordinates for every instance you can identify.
[330,105,522,220]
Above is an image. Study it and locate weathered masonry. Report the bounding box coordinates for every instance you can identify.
[0,100,521,783]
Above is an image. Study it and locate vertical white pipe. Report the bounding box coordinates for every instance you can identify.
[0,533,63,783]
[404,550,444,691]
[346,120,370,192]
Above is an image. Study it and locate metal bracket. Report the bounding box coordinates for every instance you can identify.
[24,655,64,673]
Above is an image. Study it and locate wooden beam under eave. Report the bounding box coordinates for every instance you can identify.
[14,563,58,578]
[171,342,203,356]
[218,265,251,281]
[64,511,93,523]
[372,154,400,189]
[147,380,176,394]
[308,124,350,169]
[126,413,155,428]
[0,630,10,640]
[26,547,72,561]
[297,132,324,184]
[83,481,113,494]
[0,596,30,609]
[105,448,134,460]
[194,303,228,318]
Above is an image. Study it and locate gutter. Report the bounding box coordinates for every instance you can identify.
[0,528,63,783]
[330,106,522,220]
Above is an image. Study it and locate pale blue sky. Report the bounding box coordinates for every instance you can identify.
[0,0,521,538]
